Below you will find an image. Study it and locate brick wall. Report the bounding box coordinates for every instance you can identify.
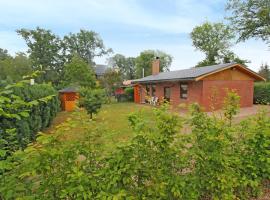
[139,81,203,107]
[137,80,253,111]
[202,80,254,111]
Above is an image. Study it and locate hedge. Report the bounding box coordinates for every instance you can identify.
[0,82,60,159]
[124,87,134,101]
[254,82,270,105]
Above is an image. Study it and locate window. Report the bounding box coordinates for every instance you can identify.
[180,83,188,99]
[164,87,171,101]
[151,85,156,96]
[146,85,150,95]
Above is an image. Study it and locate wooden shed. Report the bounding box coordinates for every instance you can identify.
[59,88,79,112]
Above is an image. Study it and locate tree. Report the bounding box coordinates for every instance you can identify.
[135,50,172,77]
[125,57,136,79]
[227,0,270,46]
[63,29,112,64]
[100,68,122,97]
[258,63,270,81]
[63,55,96,88]
[191,22,247,67]
[17,27,66,85]
[109,54,136,80]
[0,48,11,60]
[0,52,32,82]
[80,88,105,119]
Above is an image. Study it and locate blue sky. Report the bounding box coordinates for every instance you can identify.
[0,0,269,72]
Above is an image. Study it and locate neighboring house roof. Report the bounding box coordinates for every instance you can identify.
[132,63,265,83]
[94,64,107,76]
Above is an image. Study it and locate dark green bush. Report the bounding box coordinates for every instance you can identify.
[0,82,60,159]
[79,88,105,119]
[254,82,270,104]
[124,87,134,101]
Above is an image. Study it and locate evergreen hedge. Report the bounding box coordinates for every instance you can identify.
[254,82,270,104]
[0,82,60,159]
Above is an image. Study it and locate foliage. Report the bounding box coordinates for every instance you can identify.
[223,89,240,125]
[124,87,134,101]
[135,50,172,77]
[254,82,270,104]
[0,48,11,60]
[0,52,32,82]
[63,55,96,88]
[17,27,66,85]
[63,29,112,64]
[109,54,136,80]
[258,63,270,81]
[100,68,122,98]
[191,21,247,67]
[189,104,239,199]
[1,94,270,199]
[236,110,270,198]
[0,80,60,160]
[79,88,105,119]
[227,0,270,46]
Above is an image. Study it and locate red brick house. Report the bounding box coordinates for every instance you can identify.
[132,59,265,111]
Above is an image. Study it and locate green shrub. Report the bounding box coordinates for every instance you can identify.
[124,87,134,101]
[0,81,60,160]
[79,88,105,119]
[254,82,270,104]
[1,92,270,199]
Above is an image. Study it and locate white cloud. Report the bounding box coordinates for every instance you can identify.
[233,40,270,71]
[0,0,221,33]
[0,31,27,54]
[0,0,269,71]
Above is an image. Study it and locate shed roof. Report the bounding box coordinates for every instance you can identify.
[132,63,265,83]
[59,87,78,93]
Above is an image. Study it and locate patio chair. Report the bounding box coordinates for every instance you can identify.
[153,97,158,106]
[149,97,155,105]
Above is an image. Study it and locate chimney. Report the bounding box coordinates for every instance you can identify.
[152,57,160,75]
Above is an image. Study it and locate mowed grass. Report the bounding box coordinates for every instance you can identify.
[44,102,153,153]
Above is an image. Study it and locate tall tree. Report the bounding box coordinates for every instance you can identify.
[0,48,11,60]
[0,52,32,82]
[191,22,247,67]
[100,68,122,97]
[17,27,66,85]
[258,63,270,81]
[227,0,270,46]
[125,57,136,80]
[135,50,172,77]
[63,54,96,88]
[63,29,112,64]
[109,54,136,80]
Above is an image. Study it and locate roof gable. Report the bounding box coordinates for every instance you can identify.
[195,64,265,81]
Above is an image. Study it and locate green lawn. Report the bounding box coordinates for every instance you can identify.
[45,102,153,153]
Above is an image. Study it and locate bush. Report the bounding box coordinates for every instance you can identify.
[115,87,134,102]
[79,88,105,119]
[124,87,134,101]
[1,92,270,199]
[254,82,270,104]
[0,81,60,160]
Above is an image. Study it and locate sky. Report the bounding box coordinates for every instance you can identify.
[0,0,269,72]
